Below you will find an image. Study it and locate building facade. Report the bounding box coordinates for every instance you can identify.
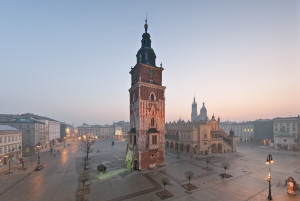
[0,125,22,166]
[166,115,236,155]
[253,119,273,144]
[77,124,101,137]
[273,116,300,150]
[113,121,130,137]
[77,122,130,138]
[126,19,166,170]
[221,121,254,142]
[0,113,61,152]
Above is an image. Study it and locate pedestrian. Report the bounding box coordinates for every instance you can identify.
[54,153,56,157]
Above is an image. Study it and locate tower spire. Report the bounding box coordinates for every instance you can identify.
[144,13,148,33]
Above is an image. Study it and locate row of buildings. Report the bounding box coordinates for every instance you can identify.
[0,113,74,166]
[221,116,300,150]
[77,121,130,138]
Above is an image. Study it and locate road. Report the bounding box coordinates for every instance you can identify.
[0,141,81,201]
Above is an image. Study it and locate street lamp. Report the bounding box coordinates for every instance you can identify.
[36,143,41,166]
[266,153,274,200]
[64,137,66,148]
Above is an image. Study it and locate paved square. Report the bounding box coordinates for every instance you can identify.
[83,139,300,201]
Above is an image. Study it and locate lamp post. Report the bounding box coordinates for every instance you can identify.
[36,143,41,166]
[266,153,273,200]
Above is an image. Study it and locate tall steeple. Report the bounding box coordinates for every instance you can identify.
[191,96,198,122]
[136,18,157,66]
[199,102,207,121]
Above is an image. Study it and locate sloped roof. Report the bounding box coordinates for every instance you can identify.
[0,125,20,131]
[14,118,44,124]
[147,128,160,133]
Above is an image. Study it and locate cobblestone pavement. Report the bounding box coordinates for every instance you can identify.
[85,140,300,201]
[1,139,299,201]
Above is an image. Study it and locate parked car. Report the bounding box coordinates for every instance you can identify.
[35,165,44,171]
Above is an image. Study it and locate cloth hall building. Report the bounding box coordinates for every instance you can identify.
[165,98,236,155]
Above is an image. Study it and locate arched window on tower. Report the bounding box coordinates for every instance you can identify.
[150,92,155,101]
[151,118,155,127]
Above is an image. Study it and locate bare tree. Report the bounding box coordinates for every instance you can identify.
[176,142,179,159]
[161,177,170,192]
[185,171,194,185]
[8,148,15,174]
[81,136,95,160]
[221,162,230,175]
[78,170,89,200]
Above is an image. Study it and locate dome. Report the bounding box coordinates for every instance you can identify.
[136,21,156,66]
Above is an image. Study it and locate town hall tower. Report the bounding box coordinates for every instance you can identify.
[125,19,166,170]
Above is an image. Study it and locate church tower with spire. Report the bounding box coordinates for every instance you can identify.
[199,102,208,121]
[126,18,166,170]
[191,96,198,122]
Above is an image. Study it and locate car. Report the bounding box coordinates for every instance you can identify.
[35,165,44,171]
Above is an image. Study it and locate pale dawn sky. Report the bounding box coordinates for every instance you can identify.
[0,0,299,126]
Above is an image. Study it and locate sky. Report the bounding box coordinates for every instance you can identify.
[0,0,299,126]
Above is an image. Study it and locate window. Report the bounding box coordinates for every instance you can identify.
[0,147,2,154]
[134,135,136,145]
[132,94,135,102]
[27,125,30,128]
[8,137,11,142]
[150,93,155,101]
[12,136,14,142]
[19,125,21,128]
[4,137,7,143]
[151,118,155,127]
[204,142,207,145]
[0,137,2,143]
[130,135,132,144]
[204,134,207,138]
[152,135,157,145]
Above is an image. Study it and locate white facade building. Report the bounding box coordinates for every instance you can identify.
[273,116,300,150]
[221,121,254,142]
[0,125,22,166]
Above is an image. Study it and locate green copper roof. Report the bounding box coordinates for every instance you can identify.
[14,118,44,124]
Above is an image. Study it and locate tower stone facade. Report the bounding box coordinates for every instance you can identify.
[126,19,166,170]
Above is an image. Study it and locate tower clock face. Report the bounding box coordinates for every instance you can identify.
[147,68,155,79]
